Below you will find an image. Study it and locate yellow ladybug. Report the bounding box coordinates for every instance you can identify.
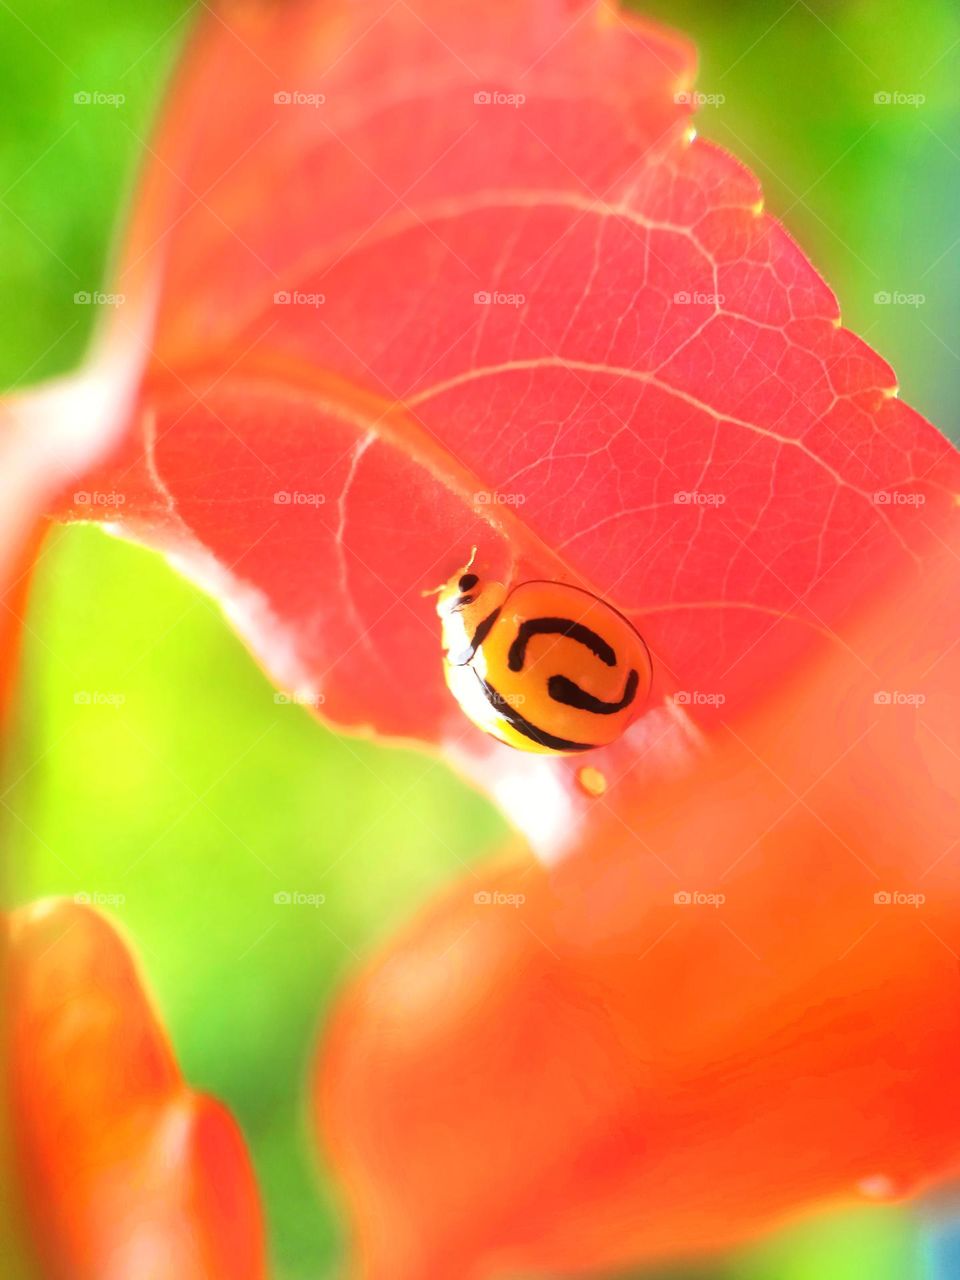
[432,552,652,754]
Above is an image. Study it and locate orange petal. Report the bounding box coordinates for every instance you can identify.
[6,899,267,1280]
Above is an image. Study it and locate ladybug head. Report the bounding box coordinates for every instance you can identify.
[431,551,507,658]
[437,568,481,615]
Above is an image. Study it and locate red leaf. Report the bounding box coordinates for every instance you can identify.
[5,899,267,1280]
[61,0,960,838]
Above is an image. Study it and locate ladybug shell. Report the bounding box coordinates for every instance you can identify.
[447,580,651,754]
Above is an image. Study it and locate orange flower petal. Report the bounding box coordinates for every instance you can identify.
[6,900,267,1280]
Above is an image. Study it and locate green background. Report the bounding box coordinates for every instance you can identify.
[1,1,957,1277]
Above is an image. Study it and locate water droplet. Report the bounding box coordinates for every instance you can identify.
[577,765,607,798]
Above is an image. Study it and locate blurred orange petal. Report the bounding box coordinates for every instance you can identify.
[5,899,267,1280]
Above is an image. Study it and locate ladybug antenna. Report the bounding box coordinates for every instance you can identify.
[421,546,479,598]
